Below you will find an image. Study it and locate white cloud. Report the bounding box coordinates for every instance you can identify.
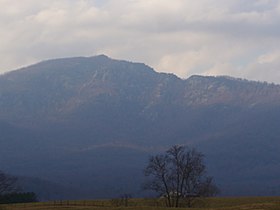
[0,0,280,83]
[258,51,280,64]
[242,51,280,83]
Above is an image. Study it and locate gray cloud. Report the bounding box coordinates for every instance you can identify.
[0,0,280,83]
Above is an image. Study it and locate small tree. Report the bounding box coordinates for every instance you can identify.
[144,145,219,207]
[0,171,18,195]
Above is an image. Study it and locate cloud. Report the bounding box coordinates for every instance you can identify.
[243,51,280,83]
[0,0,280,83]
[258,51,280,64]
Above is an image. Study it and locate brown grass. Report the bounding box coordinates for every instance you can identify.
[1,196,280,210]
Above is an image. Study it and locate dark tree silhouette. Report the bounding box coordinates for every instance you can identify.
[0,192,37,204]
[0,171,18,195]
[144,145,219,207]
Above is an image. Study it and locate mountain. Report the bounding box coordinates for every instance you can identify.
[0,55,280,199]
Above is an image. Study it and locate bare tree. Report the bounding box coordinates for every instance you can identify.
[144,145,219,208]
[0,171,18,195]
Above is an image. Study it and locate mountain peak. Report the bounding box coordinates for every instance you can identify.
[94,54,111,59]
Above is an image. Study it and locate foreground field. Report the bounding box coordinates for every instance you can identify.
[1,197,280,210]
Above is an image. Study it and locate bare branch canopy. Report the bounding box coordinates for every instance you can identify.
[144,145,219,208]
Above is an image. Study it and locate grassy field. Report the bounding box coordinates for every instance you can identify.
[1,197,280,210]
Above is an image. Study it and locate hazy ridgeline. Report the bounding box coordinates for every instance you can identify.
[0,55,280,200]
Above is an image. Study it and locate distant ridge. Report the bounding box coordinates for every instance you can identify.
[0,55,280,199]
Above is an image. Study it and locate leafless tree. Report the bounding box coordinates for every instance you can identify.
[0,171,18,195]
[144,145,219,208]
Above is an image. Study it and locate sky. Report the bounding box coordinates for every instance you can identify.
[0,0,280,83]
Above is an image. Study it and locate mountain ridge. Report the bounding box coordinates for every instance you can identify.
[1,55,280,124]
[0,55,280,199]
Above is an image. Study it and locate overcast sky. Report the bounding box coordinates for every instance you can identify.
[1,0,280,83]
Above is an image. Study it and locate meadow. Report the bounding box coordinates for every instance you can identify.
[1,197,280,210]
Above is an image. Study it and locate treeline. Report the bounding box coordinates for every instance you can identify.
[1,170,37,204]
[0,192,37,204]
